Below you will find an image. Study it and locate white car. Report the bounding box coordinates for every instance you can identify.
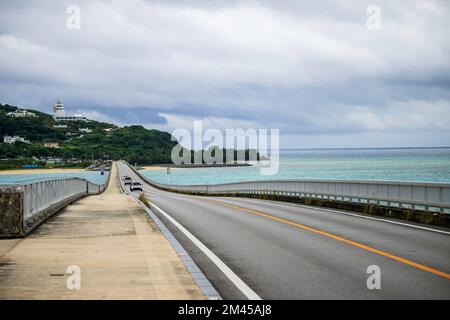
[130,181,143,192]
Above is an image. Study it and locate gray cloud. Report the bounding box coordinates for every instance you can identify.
[0,0,449,147]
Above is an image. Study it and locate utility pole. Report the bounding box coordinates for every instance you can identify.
[167,167,171,184]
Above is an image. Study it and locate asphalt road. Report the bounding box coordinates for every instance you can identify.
[117,161,450,299]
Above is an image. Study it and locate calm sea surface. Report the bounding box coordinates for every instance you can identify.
[0,171,108,185]
[141,148,450,185]
[1,148,449,186]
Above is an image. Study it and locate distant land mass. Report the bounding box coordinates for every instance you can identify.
[0,102,259,168]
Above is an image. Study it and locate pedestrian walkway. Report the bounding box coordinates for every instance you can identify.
[0,164,205,299]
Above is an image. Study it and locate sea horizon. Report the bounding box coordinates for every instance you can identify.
[279,146,450,151]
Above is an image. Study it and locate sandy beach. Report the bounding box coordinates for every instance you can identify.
[0,168,86,175]
[139,166,165,170]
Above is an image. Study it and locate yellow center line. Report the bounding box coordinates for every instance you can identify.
[204,198,450,280]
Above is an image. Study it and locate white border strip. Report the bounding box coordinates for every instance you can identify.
[303,205,450,235]
[118,161,261,300]
[247,198,450,235]
[149,201,262,300]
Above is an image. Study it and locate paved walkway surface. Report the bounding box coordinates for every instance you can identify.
[0,164,205,299]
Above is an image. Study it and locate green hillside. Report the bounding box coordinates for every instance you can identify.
[0,103,177,165]
[1,102,260,169]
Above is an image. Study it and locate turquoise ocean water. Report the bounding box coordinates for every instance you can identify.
[0,171,108,185]
[141,148,450,185]
[1,148,449,186]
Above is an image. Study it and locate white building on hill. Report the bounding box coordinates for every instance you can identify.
[53,124,68,128]
[43,142,60,148]
[3,135,30,144]
[7,109,37,118]
[53,100,87,122]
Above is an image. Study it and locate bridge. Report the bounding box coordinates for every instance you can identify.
[0,161,449,299]
[0,164,208,299]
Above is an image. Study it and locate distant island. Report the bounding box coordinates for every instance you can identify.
[0,101,260,170]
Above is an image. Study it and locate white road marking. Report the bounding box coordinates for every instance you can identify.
[148,201,262,300]
[118,162,262,300]
[231,198,450,235]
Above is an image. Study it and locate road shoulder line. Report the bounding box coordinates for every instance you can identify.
[117,162,222,299]
[148,200,262,300]
[221,197,450,235]
[206,198,450,280]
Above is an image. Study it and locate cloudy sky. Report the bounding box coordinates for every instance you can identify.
[1,0,449,148]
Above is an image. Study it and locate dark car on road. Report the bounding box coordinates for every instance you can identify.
[130,181,143,192]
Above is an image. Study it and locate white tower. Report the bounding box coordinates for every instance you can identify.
[53,99,66,118]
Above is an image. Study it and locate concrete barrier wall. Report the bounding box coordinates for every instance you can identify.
[0,173,110,238]
[0,186,24,236]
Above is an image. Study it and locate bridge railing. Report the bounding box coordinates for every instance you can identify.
[0,173,110,237]
[125,161,450,214]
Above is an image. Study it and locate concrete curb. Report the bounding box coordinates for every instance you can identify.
[137,201,221,300]
[117,163,221,300]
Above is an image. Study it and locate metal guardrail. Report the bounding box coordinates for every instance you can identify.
[124,161,450,214]
[0,172,110,237]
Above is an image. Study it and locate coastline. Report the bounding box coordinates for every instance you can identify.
[139,166,165,170]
